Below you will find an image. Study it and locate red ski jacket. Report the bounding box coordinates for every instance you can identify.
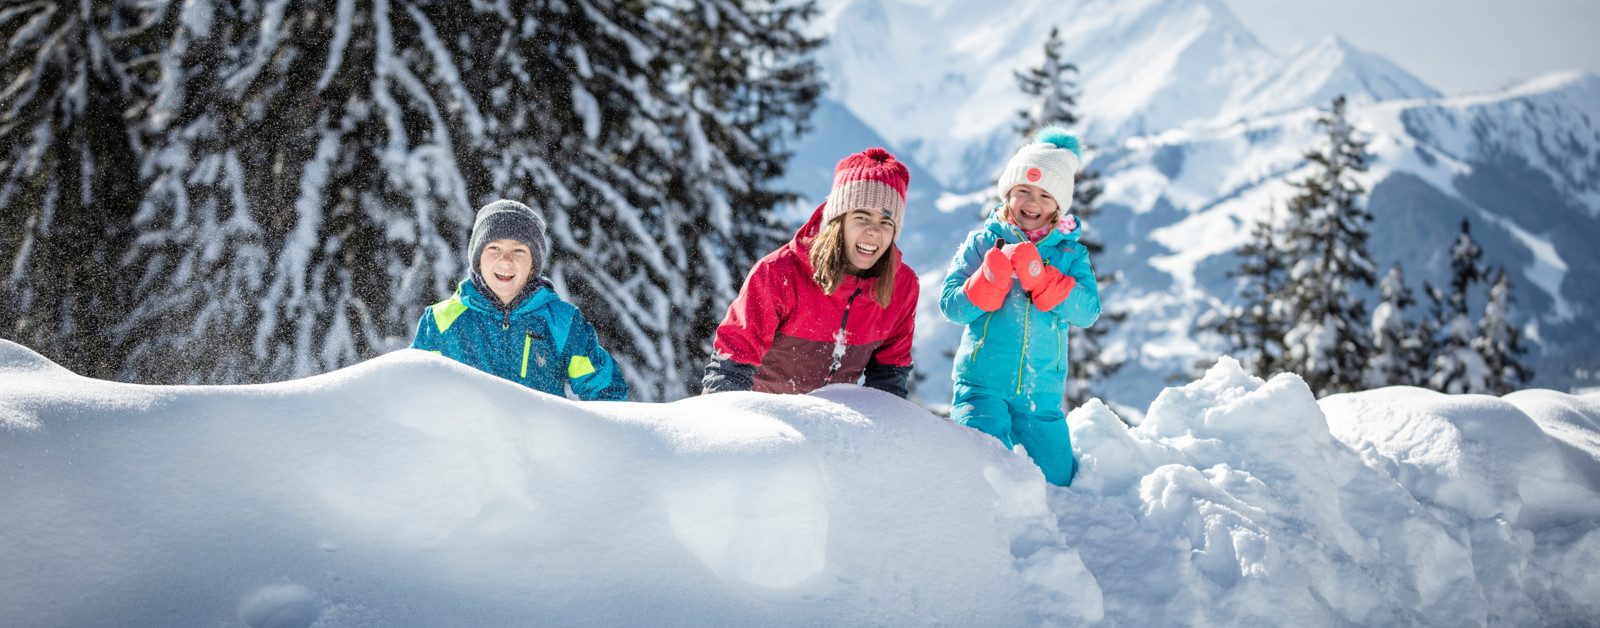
[707,203,919,396]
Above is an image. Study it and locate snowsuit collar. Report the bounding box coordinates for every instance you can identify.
[459,276,558,319]
[986,206,1083,249]
[469,272,551,313]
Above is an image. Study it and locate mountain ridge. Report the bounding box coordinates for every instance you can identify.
[813,0,1440,189]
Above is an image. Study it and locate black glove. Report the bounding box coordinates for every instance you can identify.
[862,358,912,399]
[701,354,757,394]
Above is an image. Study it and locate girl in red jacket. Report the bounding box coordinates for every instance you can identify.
[702,148,919,398]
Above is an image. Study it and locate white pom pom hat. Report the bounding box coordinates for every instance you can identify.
[996,126,1083,207]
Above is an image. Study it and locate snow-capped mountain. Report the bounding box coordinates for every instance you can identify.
[790,0,1600,409]
[810,0,1438,189]
[1226,35,1441,125]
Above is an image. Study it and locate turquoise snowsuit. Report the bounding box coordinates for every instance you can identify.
[412,279,629,401]
[940,211,1101,485]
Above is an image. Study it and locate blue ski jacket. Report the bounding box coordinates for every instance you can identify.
[412,279,629,400]
[940,210,1101,398]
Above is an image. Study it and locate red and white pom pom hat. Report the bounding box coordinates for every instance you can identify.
[824,147,912,233]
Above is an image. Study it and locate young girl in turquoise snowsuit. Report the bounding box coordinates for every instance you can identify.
[940,127,1101,486]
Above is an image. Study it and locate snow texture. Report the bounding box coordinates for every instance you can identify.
[2,341,1596,626]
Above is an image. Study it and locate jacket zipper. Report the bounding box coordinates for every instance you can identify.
[1055,319,1063,372]
[1017,308,1030,394]
[828,286,864,379]
[972,314,993,363]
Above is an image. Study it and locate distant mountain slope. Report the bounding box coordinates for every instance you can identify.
[798,0,1600,409]
[1057,73,1600,405]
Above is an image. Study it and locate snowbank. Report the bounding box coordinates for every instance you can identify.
[1,340,1596,626]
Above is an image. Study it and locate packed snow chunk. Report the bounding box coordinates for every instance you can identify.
[1138,463,1271,588]
[1067,398,1150,495]
[1322,387,1600,528]
[1136,360,1353,538]
[239,583,319,628]
[1142,356,1331,447]
[1104,357,1489,626]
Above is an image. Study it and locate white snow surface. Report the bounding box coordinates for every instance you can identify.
[2,339,1598,626]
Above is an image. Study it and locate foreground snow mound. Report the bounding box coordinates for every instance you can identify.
[0,341,1081,626]
[2,343,1596,626]
[1322,387,1600,623]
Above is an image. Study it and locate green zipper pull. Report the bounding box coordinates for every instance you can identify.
[521,332,532,378]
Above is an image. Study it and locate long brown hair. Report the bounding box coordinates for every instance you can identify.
[808,216,897,307]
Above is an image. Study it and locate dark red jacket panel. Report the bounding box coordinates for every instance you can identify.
[712,204,919,395]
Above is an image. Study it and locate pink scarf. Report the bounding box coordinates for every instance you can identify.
[1006,211,1079,243]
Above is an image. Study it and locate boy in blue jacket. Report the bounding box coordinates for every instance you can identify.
[940,127,1101,486]
[412,199,629,401]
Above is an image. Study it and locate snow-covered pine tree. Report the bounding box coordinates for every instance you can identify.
[1279,95,1377,396]
[116,0,820,397]
[1473,268,1532,395]
[1366,263,1424,387]
[1407,297,1443,390]
[0,0,151,378]
[1013,24,1122,407]
[527,0,824,400]
[116,0,483,384]
[1200,209,1290,379]
[1013,26,1076,137]
[1426,218,1489,393]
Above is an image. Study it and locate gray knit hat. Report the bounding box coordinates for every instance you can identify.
[468,199,549,283]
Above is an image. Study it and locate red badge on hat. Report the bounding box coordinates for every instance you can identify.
[1026,167,1042,182]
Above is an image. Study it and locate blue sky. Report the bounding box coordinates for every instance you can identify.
[1226,0,1600,95]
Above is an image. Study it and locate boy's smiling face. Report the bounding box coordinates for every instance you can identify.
[479,238,534,305]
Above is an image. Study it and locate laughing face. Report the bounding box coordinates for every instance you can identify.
[841,208,896,270]
[478,238,534,305]
[1005,184,1059,232]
